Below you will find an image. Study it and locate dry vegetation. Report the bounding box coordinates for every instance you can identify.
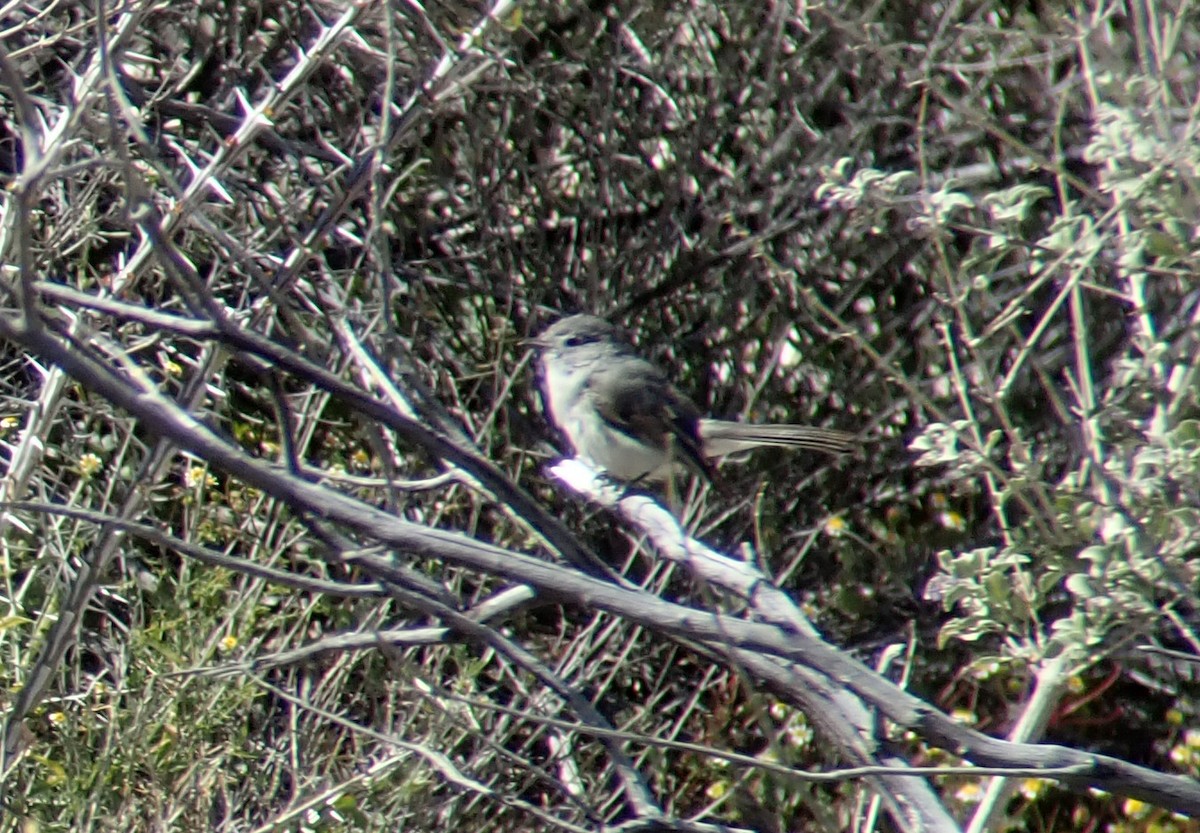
[0,0,1199,831]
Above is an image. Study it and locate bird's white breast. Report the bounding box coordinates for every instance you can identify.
[542,351,671,480]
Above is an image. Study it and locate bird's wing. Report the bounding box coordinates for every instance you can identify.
[584,362,713,479]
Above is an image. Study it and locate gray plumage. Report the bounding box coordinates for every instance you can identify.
[534,314,853,482]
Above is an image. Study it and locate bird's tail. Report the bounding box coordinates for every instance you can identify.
[697,420,855,457]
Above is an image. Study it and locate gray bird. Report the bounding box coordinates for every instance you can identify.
[533,314,853,483]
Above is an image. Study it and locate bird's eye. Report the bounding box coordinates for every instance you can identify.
[565,335,589,347]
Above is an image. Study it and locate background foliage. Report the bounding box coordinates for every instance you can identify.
[0,0,1198,830]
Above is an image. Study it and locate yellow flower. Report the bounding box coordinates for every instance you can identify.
[77,453,103,477]
[1122,798,1148,818]
[938,511,965,531]
[705,781,728,800]
[954,781,983,803]
[219,635,238,652]
[184,466,217,490]
[1018,778,1048,800]
[785,719,814,747]
[824,515,847,536]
